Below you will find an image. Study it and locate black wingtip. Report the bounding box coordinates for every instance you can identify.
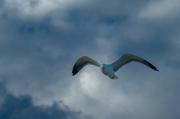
[72,65,79,76]
[144,60,159,71]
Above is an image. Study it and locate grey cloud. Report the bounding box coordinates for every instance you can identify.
[0,82,81,119]
[0,10,101,105]
[0,0,180,119]
[63,0,178,60]
[0,0,4,8]
[29,0,39,8]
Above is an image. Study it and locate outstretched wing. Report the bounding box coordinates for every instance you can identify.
[72,56,100,76]
[111,53,159,72]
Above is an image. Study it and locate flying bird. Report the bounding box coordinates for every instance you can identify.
[72,53,159,79]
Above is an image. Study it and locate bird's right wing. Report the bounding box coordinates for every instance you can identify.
[72,56,100,76]
[111,53,159,72]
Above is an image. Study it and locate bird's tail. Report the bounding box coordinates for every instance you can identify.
[111,74,119,79]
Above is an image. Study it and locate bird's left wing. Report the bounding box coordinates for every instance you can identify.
[72,56,100,76]
[111,53,159,72]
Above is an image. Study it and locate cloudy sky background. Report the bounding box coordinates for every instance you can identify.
[0,0,180,119]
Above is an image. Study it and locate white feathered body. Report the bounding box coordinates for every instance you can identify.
[100,64,118,79]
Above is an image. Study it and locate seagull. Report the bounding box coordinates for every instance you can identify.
[72,53,159,79]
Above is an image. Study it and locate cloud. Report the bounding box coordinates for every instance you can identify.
[0,0,5,8]
[0,81,81,119]
[0,0,180,119]
[138,0,180,21]
[2,0,91,22]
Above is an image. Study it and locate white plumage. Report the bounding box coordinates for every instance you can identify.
[72,53,159,79]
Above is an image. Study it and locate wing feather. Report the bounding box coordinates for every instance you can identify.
[72,56,100,76]
[111,53,159,72]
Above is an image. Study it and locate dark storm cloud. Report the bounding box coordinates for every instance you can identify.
[0,82,81,119]
[0,0,180,119]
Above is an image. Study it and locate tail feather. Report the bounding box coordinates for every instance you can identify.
[111,74,119,79]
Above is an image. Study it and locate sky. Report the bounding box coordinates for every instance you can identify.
[0,0,180,119]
